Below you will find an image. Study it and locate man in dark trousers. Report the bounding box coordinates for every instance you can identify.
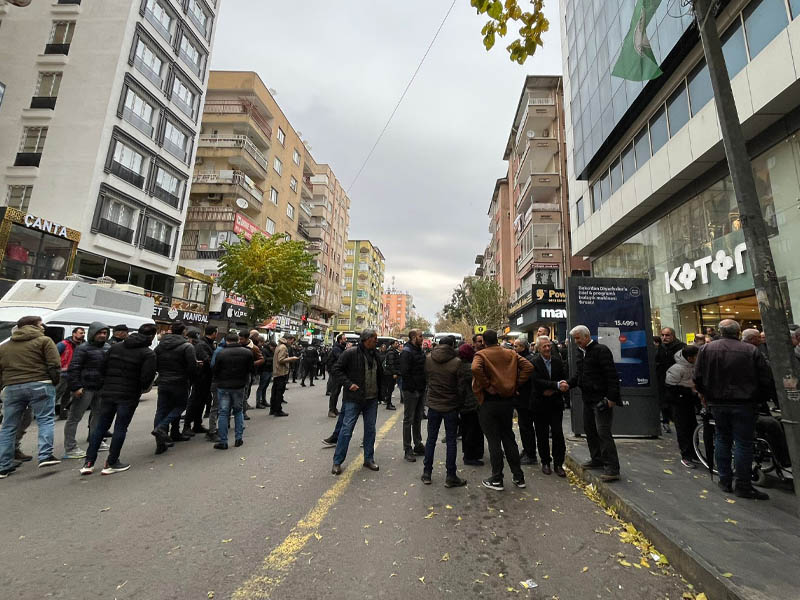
[55,326,84,420]
[183,325,216,436]
[151,322,198,454]
[256,340,276,409]
[300,343,319,387]
[382,340,400,411]
[531,336,567,477]
[330,329,383,475]
[512,338,538,465]
[694,319,773,500]
[212,332,255,450]
[325,334,347,418]
[656,327,686,434]
[400,329,427,462]
[564,325,621,482]
[80,324,157,476]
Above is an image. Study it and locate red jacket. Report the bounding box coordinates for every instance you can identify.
[57,337,80,371]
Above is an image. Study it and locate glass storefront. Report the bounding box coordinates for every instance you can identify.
[594,134,800,339]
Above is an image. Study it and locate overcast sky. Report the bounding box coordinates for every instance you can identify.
[211,1,563,322]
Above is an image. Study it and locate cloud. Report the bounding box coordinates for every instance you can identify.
[211,1,563,320]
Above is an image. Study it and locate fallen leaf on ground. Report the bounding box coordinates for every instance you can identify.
[696,594,708,600]
[445,504,453,509]
[722,572,733,578]
[618,559,632,567]
[582,566,589,573]
[418,577,425,584]
[221,539,232,543]
[116,581,128,590]
[207,592,215,599]
[726,499,736,504]
[440,553,450,562]
[542,575,550,580]
[313,533,322,541]
[390,573,397,577]
[724,519,738,525]
[364,539,368,545]
[663,469,673,475]
[520,579,538,589]
[100,507,111,513]
[424,511,438,519]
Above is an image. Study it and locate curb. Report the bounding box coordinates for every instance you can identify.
[565,454,750,600]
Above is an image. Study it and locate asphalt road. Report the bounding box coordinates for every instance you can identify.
[2,381,694,600]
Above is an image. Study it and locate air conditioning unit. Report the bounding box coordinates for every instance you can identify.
[526,130,536,140]
[207,193,222,201]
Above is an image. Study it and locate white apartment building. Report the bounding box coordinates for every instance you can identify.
[0,0,220,310]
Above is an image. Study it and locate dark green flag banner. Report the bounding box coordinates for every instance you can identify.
[612,0,664,81]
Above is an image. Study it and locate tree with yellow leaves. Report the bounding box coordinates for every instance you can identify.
[469,0,549,64]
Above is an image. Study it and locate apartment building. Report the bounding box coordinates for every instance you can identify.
[382,289,413,334]
[560,0,800,338]
[475,177,514,295]
[0,0,220,322]
[338,240,385,333]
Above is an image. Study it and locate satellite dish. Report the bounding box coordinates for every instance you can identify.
[235,197,249,209]
[526,130,536,139]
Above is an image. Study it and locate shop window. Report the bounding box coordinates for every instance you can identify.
[73,250,105,279]
[129,265,171,296]
[667,83,690,136]
[6,185,33,212]
[721,18,748,79]
[621,142,635,183]
[743,0,789,59]
[688,60,713,115]
[649,106,668,154]
[2,223,72,282]
[172,276,208,312]
[634,127,650,171]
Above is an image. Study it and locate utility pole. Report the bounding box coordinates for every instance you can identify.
[693,0,800,507]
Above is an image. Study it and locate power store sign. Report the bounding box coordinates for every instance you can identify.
[664,242,748,294]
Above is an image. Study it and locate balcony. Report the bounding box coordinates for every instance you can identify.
[97,218,134,244]
[475,254,484,264]
[203,100,272,147]
[122,107,154,137]
[153,185,181,209]
[133,57,163,89]
[198,135,267,176]
[185,206,237,224]
[301,175,314,199]
[14,152,42,167]
[516,172,561,214]
[143,236,171,257]
[30,96,57,110]
[180,247,226,261]
[192,170,264,207]
[57,0,82,4]
[44,43,71,55]
[144,9,172,43]
[110,161,145,189]
[299,202,312,224]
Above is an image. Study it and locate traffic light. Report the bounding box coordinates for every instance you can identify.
[301,314,308,324]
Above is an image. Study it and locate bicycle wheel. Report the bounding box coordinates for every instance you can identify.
[693,422,710,470]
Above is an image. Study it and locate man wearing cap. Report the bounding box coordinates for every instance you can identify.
[109,324,129,345]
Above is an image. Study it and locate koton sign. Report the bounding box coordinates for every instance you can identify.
[664,243,747,293]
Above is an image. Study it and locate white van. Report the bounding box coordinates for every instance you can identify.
[0,280,155,345]
[433,332,464,345]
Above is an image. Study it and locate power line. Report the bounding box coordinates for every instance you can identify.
[346,0,458,193]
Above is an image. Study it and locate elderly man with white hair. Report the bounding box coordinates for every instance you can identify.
[562,325,622,482]
[530,336,568,477]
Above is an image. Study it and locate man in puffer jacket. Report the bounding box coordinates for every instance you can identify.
[665,345,700,468]
[421,336,466,488]
[457,343,484,466]
[80,324,157,476]
[63,321,109,459]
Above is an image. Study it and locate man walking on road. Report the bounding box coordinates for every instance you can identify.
[55,327,84,420]
[400,329,427,462]
[471,329,533,491]
[300,343,319,387]
[326,334,347,418]
[213,332,255,450]
[382,340,400,411]
[513,339,538,465]
[531,336,567,477]
[656,327,686,434]
[330,329,383,475]
[0,316,62,478]
[421,335,466,487]
[270,336,298,417]
[694,319,773,500]
[151,322,198,454]
[64,322,109,459]
[256,340,275,409]
[80,324,157,475]
[183,325,216,436]
[564,325,621,482]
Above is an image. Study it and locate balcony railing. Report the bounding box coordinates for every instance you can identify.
[153,185,181,208]
[192,170,264,205]
[98,218,134,244]
[44,43,70,55]
[203,100,272,142]
[143,236,171,257]
[14,152,42,167]
[185,206,237,223]
[163,138,188,163]
[110,161,145,188]
[144,9,172,42]
[133,57,163,89]
[30,96,57,110]
[122,107,154,137]
[198,135,267,171]
[57,0,81,4]
[529,96,554,106]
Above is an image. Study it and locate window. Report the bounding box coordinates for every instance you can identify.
[286,204,294,220]
[744,0,788,59]
[621,142,635,183]
[99,196,137,243]
[154,166,181,207]
[6,185,33,212]
[722,18,748,79]
[144,0,173,41]
[122,88,155,136]
[649,106,668,154]
[277,128,286,146]
[634,127,650,169]
[591,180,602,212]
[265,218,275,234]
[0,82,5,109]
[293,149,301,165]
[15,127,47,166]
[273,157,283,175]
[599,169,610,204]
[688,60,713,115]
[609,157,621,195]
[2,221,72,282]
[163,121,189,162]
[46,21,75,52]
[791,0,800,19]
[33,72,62,108]
[290,176,298,192]
[270,187,278,204]
[134,39,164,87]
[171,76,196,118]
[533,223,560,248]
[143,218,173,256]
[179,34,204,75]
[188,0,209,35]
[667,83,690,136]
[111,140,146,187]
[576,196,586,225]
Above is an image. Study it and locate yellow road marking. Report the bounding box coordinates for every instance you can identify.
[232,411,402,599]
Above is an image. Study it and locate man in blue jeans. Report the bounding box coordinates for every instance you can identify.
[330,329,383,475]
[213,331,255,450]
[421,336,466,487]
[694,319,773,500]
[0,315,62,477]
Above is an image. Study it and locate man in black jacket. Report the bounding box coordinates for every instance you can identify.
[80,324,157,476]
[63,321,109,460]
[565,325,621,482]
[400,329,427,462]
[382,340,400,411]
[151,322,199,454]
[330,329,383,475]
[656,327,686,434]
[212,332,255,450]
[300,343,319,387]
[513,339,538,465]
[694,319,773,500]
[183,325,216,435]
[325,334,347,419]
[256,341,276,409]
[531,336,567,477]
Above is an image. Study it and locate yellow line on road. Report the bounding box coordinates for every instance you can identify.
[231,411,402,600]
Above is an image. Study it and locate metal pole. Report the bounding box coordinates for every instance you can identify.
[693,0,800,507]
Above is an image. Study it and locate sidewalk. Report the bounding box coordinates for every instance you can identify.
[564,427,798,600]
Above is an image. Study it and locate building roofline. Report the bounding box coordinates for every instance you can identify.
[503,74,563,160]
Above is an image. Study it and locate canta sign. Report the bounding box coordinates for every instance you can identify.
[664,243,747,293]
[23,214,69,238]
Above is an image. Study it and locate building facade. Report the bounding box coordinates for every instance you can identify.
[338,240,385,333]
[476,177,514,295]
[561,0,800,340]
[0,0,220,325]
[382,289,413,334]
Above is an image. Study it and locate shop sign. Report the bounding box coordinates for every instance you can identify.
[23,213,69,238]
[539,308,567,320]
[233,213,260,241]
[222,302,251,320]
[152,304,208,324]
[664,243,747,294]
[533,287,566,303]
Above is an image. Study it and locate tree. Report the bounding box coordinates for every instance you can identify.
[216,233,317,323]
[434,312,474,340]
[469,0,549,64]
[406,313,432,334]
[443,277,508,330]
